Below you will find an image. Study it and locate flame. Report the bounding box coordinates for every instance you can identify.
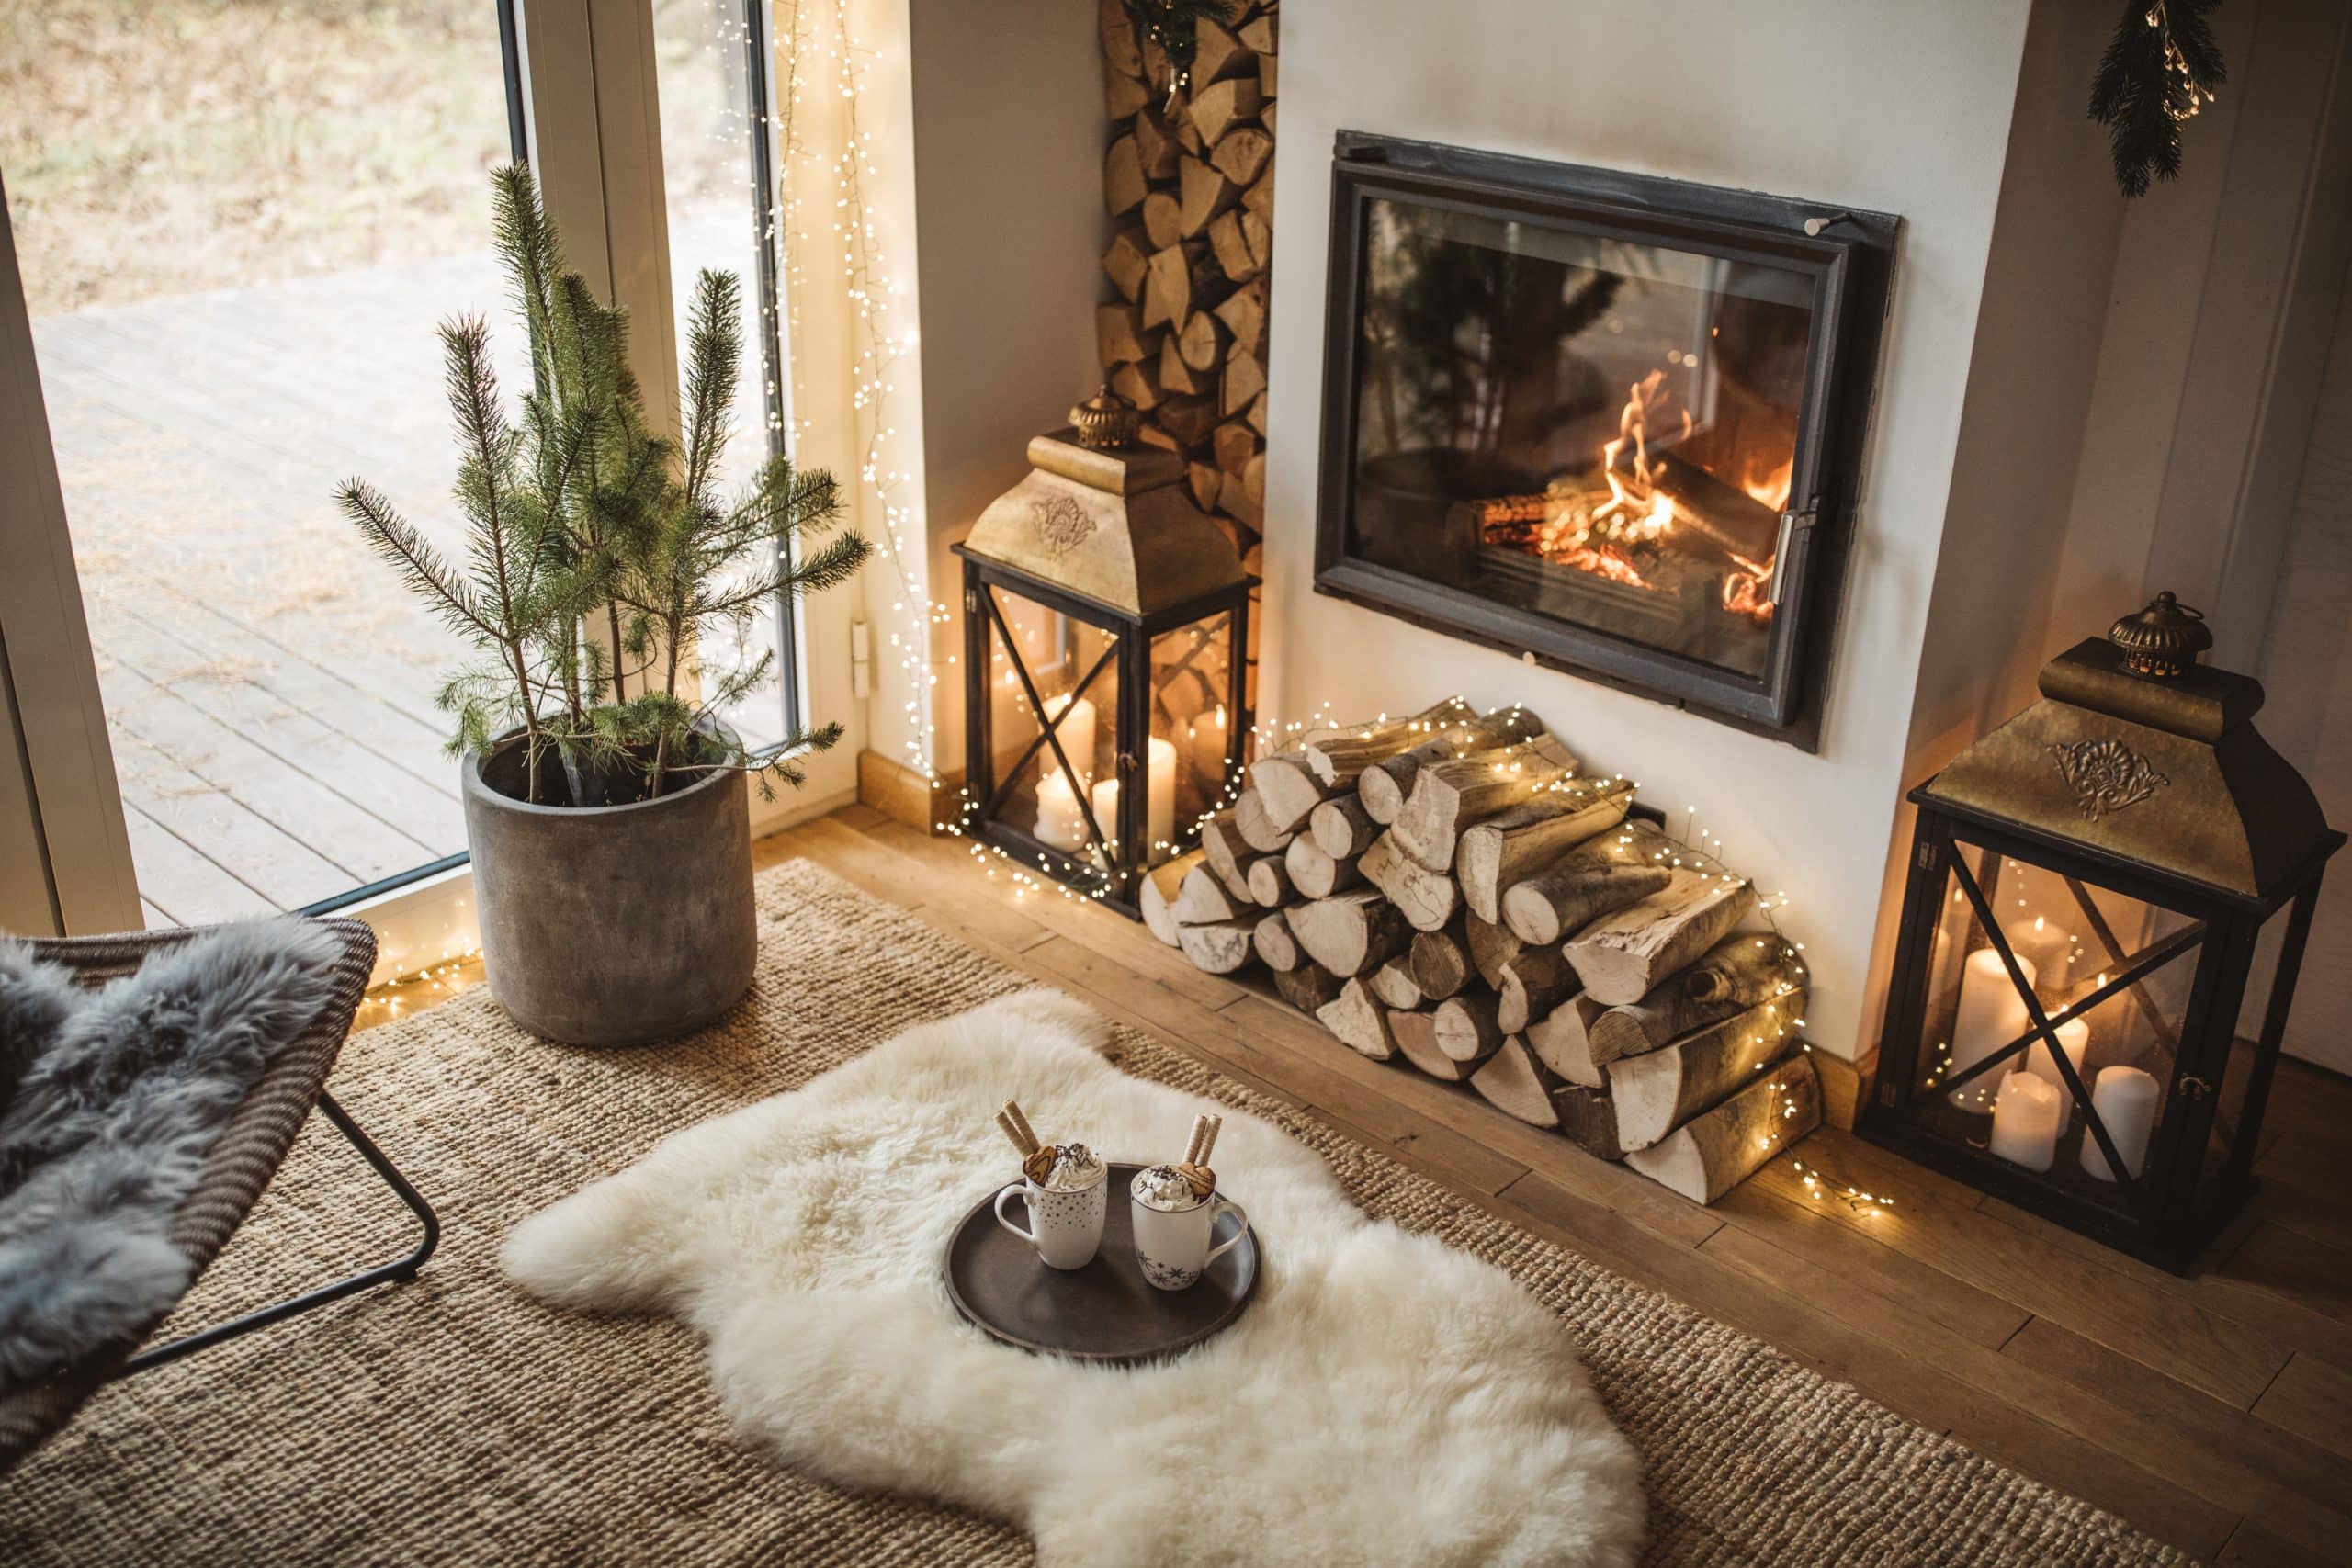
[1721,549,1775,623]
[1740,454,1794,513]
[1593,371,1677,544]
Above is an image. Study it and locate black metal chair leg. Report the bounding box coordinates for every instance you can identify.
[124,1091,440,1375]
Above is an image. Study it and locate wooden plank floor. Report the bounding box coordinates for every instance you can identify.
[725,805,2352,1565]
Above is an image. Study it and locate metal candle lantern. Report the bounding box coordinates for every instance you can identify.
[1863,594,2342,1271]
[953,390,1258,912]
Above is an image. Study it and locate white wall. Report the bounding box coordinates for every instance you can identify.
[1259,0,2050,1062]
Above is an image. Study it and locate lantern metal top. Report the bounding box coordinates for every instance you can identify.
[1069,385,1142,450]
[959,423,1254,618]
[2107,591,2211,680]
[1921,595,2336,901]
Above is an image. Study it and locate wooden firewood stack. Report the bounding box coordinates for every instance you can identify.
[1149,695,1822,1206]
[1099,0,1276,712]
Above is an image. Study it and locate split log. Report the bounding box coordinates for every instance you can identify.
[1455,777,1635,923]
[1104,135,1148,216]
[1098,0,1142,77]
[1207,209,1264,283]
[1609,998,1805,1153]
[1309,794,1379,859]
[1248,751,1329,832]
[1213,419,1257,477]
[1157,394,1218,448]
[1433,991,1506,1066]
[1526,994,1609,1088]
[1216,469,1263,531]
[1108,361,1165,411]
[1211,126,1274,187]
[1178,155,1238,236]
[1246,390,1268,436]
[1356,705,1546,823]
[1232,786,1295,852]
[1096,301,1156,367]
[1176,919,1256,975]
[1586,934,1811,1065]
[1214,279,1267,356]
[1359,831,1459,931]
[1238,10,1275,52]
[1105,69,1148,120]
[1494,944,1577,1034]
[1102,226,1150,304]
[1499,822,1673,945]
[1626,1055,1819,1203]
[1565,873,1758,1006]
[1300,697,1474,788]
[1369,958,1425,1012]
[1139,849,1202,947]
[1186,460,1222,513]
[1252,908,1302,972]
[1243,451,1265,510]
[1283,834,1362,899]
[1287,888,1411,977]
[1256,50,1278,99]
[1464,913,1524,992]
[1221,350,1268,418]
[1190,14,1252,84]
[1133,105,1183,179]
[1172,863,1250,925]
[1554,1084,1625,1161]
[1389,733,1579,872]
[1199,810,1253,898]
[1159,334,1204,396]
[1245,853,1294,908]
[1140,188,1184,251]
[1241,171,1273,225]
[1392,1010,1476,1082]
[1142,243,1196,330]
[1470,1035,1581,1129]
[1316,977,1398,1061]
[1273,962,1345,1015]
[1177,310,1228,372]
[1188,78,1262,145]
[1407,921,1473,1001]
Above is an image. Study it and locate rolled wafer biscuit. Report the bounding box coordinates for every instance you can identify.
[1001,1100,1042,1155]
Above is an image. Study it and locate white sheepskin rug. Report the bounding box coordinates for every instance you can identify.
[501,990,1645,1567]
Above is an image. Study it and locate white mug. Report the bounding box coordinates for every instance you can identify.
[1131,1189,1250,1291]
[994,1168,1108,1270]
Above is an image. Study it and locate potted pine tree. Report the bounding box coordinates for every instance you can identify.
[337,165,869,1046]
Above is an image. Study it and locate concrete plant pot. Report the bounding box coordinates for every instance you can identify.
[462,728,756,1047]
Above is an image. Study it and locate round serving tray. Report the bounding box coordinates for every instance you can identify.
[944,1162,1260,1366]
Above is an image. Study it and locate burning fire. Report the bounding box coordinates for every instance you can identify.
[1593,370,1680,546]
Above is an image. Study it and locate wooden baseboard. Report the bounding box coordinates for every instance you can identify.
[857,749,961,834]
[1808,1044,1877,1131]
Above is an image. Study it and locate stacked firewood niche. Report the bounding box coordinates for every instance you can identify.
[1142,699,1824,1206]
[1098,0,1275,694]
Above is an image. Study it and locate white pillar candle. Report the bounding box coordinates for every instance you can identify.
[1090,777,1120,858]
[1042,694,1096,785]
[1034,768,1088,853]
[1988,1071,2063,1172]
[2080,1065,2160,1182]
[1147,736,1177,860]
[2007,915,2073,995]
[1947,948,2037,1112]
[2022,1016,2091,1096]
[1190,704,1229,791]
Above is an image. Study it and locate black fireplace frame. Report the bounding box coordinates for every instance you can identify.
[1311,132,1898,749]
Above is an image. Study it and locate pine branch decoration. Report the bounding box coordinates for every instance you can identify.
[1123,0,1238,99]
[2090,0,2225,197]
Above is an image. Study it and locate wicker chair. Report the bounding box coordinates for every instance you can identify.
[0,918,438,1474]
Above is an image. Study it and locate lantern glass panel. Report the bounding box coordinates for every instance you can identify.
[1909,838,2206,1213]
[986,589,1120,859]
[1151,612,1237,852]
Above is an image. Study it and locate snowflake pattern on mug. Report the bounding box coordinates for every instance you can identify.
[1137,1251,1200,1291]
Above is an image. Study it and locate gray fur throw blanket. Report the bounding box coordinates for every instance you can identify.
[0,920,344,1381]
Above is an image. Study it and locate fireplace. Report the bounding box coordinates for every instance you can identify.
[1312,134,1895,745]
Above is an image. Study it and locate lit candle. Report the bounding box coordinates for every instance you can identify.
[1190,704,1229,791]
[1988,1071,2063,1171]
[2080,1066,2159,1181]
[1946,948,2037,1112]
[2022,1016,2091,1095]
[1091,777,1120,858]
[1034,768,1087,853]
[2007,915,2073,995]
[1042,694,1096,784]
[1147,736,1177,859]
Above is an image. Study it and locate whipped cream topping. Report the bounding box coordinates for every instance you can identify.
[1130,1163,1200,1210]
[1039,1142,1104,1190]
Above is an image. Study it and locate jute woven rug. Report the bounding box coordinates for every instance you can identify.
[0,861,2185,1566]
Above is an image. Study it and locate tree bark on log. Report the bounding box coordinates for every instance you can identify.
[1360,831,1459,931]
[1464,913,1524,992]
[1554,1083,1626,1161]
[1498,822,1673,945]
[1608,996,1806,1152]
[1300,697,1476,785]
[1172,863,1250,925]
[1176,919,1256,975]
[1565,873,1758,1005]
[1625,1054,1819,1203]
[1252,908,1302,972]
[1308,794,1379,859]
[1369,957,1425,1012]
[1283,834,1362,899]
[1392,1010,1476,1081]
[1316,976,1398,1061]
[1140,848,1202,946]
[1469,1034,1581,1129]
[1356,706,1546,823]
[1586,934,1810,1064]
[1245,853,1294,908]
[1247,752,1329,832]
[1407,920,1473,1001]
[1273,962,1345,1015]
[1494,943,1578,1034]
[1388,734,1578,872]
[1525,994,1609,1088]
[1287,888,1411,977]
[1433,990,1506,1066]
[1233,786,1294,852]
[1455,778,1635,922]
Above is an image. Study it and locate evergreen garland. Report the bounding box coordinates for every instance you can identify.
[1123,0,1239,96]
[2089,0,2225,197]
